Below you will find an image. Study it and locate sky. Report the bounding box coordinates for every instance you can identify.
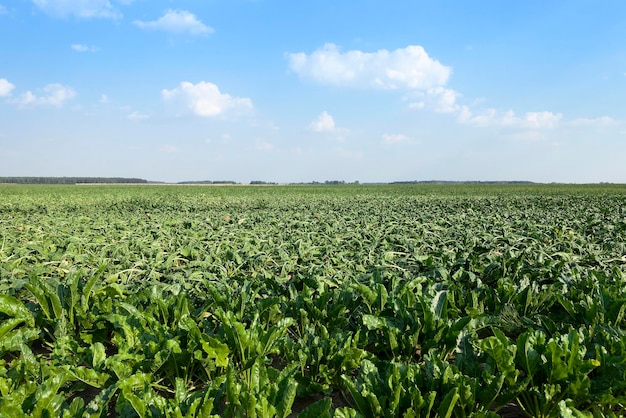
[1,1,626,183]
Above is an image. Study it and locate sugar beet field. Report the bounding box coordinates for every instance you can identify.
[1,184,626,417]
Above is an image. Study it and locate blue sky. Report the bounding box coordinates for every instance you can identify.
[1,0,625,183]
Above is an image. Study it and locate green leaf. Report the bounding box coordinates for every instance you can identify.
[362,314,385,330]
[431,290,448,320]
[296,398,331,418]
[0,317,29,339]
[63,365,110,388]
[30,371,70,417]
[0,294,34,326]
[201,336,230,368]
[92,342,106,369]
[274,364,298,418]
[437,387,459,418]
[333,407,365,418]
[63,397,85,418]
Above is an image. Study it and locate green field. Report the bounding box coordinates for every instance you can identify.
[1,184,626,417]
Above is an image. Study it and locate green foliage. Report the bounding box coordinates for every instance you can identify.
[1,183,626,415]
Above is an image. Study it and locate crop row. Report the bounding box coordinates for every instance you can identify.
[1,185,626,417]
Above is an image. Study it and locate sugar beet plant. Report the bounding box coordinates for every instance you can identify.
[1,184,626,417]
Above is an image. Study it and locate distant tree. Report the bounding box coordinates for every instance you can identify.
[0,177,147,184]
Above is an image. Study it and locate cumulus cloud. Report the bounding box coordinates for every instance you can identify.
[71,43,98,52]
[458,106,562,131]
[134,10,214,35]
[10,83,76,107]
[32,0,122,19]
[162,81,253,117]
[289,43,576,134]
[0,78,15,97]
[309,111,335,132]
[287,43,451,90]
[428,87,461,113]
[407,87,462,113]
[382,133,409,144]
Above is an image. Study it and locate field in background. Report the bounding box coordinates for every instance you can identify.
[1,184,626,417]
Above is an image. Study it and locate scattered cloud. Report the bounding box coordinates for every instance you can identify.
[289,43,573,137]
[522,111,563,129]
[134,10,214,35]
[159,145,179,153]
[0,5,7,14]
[406,87,461,113]
[9,83,76,107]
[32,0,122,19]
[256,140,274,151]
[71,43,98,52]
[458,106,562,131]
[99,94,109,104]
[162,81,253,117]
[287,43,451,90]
[309,111,335,132]
[566,116,617,127]
[382,133,409,144]
[428,87,461,113]
[0,78,15,97]
[128,111,149,120]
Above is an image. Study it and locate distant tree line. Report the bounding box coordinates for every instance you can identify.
[289,180,361,185]
[177,180,239,185]
[390,180,536,185]
[0,177,148,184]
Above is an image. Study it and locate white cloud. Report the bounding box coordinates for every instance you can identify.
[287,43,451,90]
[382,133,409,144]
[256,141,274,151]
[128,111,149,120]
[159,145,178,153]
[407,87,461,113]
[99,94,109,104]
[32,0,121,19]
[71,43,98,52]
[458,106,562,131]
[162,81,253,117]
[0,78,15,97]
[428,87,461,113]
[309,111,335,132]
[567,116,617,127]
[10,83,75,107]
[134,10,214,35]
[0,5,7,14]
[523,111,562,129]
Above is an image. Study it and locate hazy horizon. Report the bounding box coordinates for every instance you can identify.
[1,1,625,183]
